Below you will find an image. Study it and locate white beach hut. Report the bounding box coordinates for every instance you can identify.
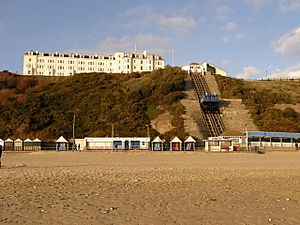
[0,138,4,148]
[56,136,69,151]
[152,136,164,151]
[183,136,196,151]
[4,138,14,151]
[33,138,42,151]
[170,136,182,151]
[24,138,33,151]
[75,138,86,151]
[14,138,23,151]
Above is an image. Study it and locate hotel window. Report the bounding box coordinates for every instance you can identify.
[29,58,31,62]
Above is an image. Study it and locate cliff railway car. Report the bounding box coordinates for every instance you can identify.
[200,93,220,112]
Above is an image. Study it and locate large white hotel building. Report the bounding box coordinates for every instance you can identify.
[23,50,165,76]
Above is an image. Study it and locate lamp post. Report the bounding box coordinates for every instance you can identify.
[146,124,150,150]
[72,113,75,151]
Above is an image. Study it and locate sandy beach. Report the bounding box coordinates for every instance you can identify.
[1,151,300,225]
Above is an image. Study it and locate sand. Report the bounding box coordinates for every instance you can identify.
[1,151,300,225]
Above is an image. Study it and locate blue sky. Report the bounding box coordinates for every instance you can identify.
[0,0,300,79]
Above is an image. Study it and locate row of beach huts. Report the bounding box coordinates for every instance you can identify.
[2,131,299,152]
[0,136,197,151]
[0,138,42,151]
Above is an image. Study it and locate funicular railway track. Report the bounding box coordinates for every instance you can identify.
[190,73,226,137]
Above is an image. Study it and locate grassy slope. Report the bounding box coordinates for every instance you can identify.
[0,68,187,140]
[215,75,300,132]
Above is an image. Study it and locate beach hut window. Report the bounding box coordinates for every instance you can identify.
[59,143,65,151]
[153,143,161,151]
[172,143,180,151]
[186,143,193,150]
[131,141,140,149]
[113,140,122,150]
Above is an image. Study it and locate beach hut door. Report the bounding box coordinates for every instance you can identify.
[59,143,65,151]
[125,140,129,150]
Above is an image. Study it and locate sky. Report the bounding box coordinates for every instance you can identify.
[0,0,300,79]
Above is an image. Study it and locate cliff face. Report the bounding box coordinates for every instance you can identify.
[1,70,299,141]
[220,99,258,132]
[0,68,187,140]
[215,75,300,133]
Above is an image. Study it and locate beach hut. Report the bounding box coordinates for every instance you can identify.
[33,138,42,151]
[24,138,33,151]
[75,138,85,151]
[56,136,69,151]
[170,136,182,151]
[152,136,164,151]
[14,138,23,151]
[0,138,4,148]
[183,136,196,151]
[4,138,14,151]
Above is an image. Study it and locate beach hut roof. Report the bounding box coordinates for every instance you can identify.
[0,138,3,142]
[56,136,68,143]
[152,136,163,142]
[183,136,196,143]
[33,138,41,142]
[24,138,33,142]
[15,138,23,142]
[5,138,13,142]
[170,136,182,143]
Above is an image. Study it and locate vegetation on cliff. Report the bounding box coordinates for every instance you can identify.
[0,68,186,140]
[216,75,300,132]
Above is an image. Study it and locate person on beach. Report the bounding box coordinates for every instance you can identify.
[296,143,298,150]
[0,145,3,168]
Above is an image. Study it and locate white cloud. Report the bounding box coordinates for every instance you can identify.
[278,0,300,12]
[97,34,172,56]
[221,33,243,43]
[266,64,300,79]
[246,0,270,9]
[119,6,150,17]
[216,5,231,20]
[273,27,300,56]
[237,66,260,79]
[159,15,197,36]
[224,22,237,31]
[118,6,157,27]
